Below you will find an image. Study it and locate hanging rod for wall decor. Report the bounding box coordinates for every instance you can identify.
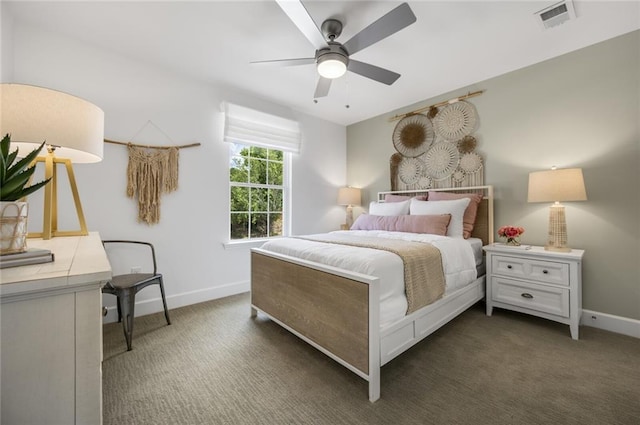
[388,90,485,122]
[104,139,201,149]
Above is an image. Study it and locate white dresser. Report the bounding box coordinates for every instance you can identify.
[484,244,584,340]
[0,232,111,425]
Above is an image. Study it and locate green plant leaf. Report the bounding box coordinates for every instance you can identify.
[4,140,46,181]
[0,134,10,162]
[2,178,51,201]
[0,166,36,198]
[0,150,5,183]
[0,135,51,201]
[2,149,18,182]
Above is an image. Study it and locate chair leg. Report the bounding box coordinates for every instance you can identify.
[158,276,171,325]
[116,297,122,323]
[120,289,136,351]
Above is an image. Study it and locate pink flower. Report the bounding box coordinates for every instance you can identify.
[498,225,524,238]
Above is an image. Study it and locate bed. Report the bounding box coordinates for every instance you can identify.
[250,185,494,402]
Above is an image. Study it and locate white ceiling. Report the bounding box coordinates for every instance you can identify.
[5,1,640,126]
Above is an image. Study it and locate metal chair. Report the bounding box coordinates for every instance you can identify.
[102,240,171,351]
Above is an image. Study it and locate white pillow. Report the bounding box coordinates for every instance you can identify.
[368,199,410,216]
[410,197,471,237]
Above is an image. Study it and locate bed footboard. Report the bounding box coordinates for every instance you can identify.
[251,249,381,401]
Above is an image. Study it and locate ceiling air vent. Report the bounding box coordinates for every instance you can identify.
[534,1,576,29]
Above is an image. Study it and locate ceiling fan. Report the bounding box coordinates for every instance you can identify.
[252,1,417,99]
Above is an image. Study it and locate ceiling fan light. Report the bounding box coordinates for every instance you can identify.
[317,53,347,79]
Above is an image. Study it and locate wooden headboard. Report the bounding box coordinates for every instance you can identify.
[377,185,494,245]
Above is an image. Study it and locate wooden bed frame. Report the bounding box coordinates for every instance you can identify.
[250,185,494,402]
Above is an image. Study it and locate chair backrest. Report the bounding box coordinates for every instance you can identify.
[102,240,158,275]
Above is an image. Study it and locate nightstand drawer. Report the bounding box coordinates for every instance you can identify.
[491,277,569,317]
[492,255,570,286]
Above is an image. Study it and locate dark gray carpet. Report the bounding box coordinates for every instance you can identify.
[103,293,640,425]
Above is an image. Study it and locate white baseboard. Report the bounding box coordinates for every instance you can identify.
[102,280,249,324]
[581,309,640,339]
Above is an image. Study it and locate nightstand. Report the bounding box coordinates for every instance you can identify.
[483,244,584,340]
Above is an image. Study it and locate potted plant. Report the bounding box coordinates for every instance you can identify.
[1,133,51,254]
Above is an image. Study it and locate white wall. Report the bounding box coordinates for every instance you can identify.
[347,31,640,321]
[6,20,347,319]
[0,3,13,82]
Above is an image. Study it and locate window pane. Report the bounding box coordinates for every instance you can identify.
[251,213,268,238]
[229,156,248,183]
[269,213,283,237]
[251,188,268,212]
[267,161,283,185]
[268,149,283,161]
[269,189,283,212]
[249,158,267,184]
[230,186,249,211]
[249,146,268,159]
[231,213,249,239]
[230,143,248,157]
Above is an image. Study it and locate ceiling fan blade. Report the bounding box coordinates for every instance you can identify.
[314,77,332,98]
[348,60,400,85]
[276,0,327,50]
[251,58,315,67]
[343,3,416,56]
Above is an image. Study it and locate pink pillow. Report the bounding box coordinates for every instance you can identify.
[384,194,428,202]
[428,191,482,239]
[351,214,451,236]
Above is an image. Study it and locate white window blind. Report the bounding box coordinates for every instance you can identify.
[222,102,301,154]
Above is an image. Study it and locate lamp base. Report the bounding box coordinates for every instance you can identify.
[345,205,354,229]
[545,202,571,252]
[28,152,88,240]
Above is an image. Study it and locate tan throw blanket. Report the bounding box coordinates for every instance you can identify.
[297,234,445,314]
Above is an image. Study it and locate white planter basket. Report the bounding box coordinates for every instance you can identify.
[0,201,29,255]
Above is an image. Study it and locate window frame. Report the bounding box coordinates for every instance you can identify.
[227,142,291,245]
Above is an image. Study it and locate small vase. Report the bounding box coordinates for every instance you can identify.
[505,237,521,246]
[0,201,29,255]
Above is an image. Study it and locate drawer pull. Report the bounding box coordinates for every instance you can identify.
[542,270,549,274]
[507,265,513,269]
[521,293,534,299]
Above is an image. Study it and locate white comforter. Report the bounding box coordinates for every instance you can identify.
[259,230,478,327]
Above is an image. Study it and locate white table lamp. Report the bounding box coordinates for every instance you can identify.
[0,84,104,239]
[528,167,587,252]
[338,187,361,229]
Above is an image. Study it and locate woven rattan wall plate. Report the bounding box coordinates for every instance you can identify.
[424,142,460,180]
[392,114,434,157]
[418,176,432,189]
[433,101,477,141]
[398,157,424,184]
[459,152,483,173]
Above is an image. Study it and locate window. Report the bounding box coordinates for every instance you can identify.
[229,143,288,240]
[222,101,300,242]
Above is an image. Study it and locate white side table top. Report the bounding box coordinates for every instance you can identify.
[0,232,111,298]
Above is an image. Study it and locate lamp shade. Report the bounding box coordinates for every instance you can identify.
[338,187,361,206]
[0,83,104,163]
[528,168,587,203]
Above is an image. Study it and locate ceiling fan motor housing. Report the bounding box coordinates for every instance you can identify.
[316,43,349,63]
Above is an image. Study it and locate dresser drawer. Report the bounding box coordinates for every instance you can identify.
[490,277,569,317]
[491,255,570,286]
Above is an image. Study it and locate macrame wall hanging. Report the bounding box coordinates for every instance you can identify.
[105,121,201,225]
[388,91,485,191]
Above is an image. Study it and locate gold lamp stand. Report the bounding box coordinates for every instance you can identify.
[28,147,88,240]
